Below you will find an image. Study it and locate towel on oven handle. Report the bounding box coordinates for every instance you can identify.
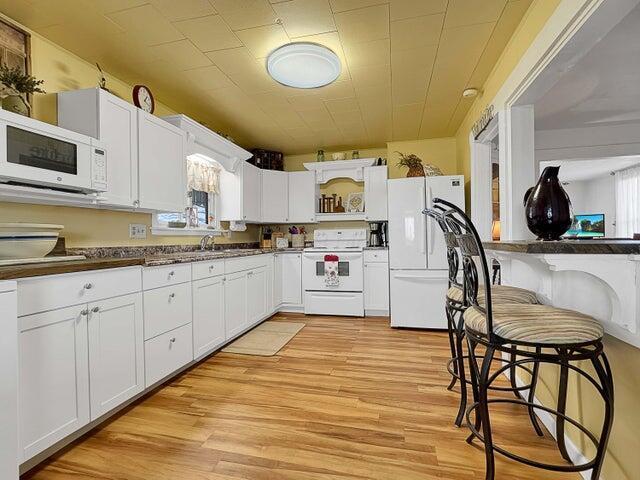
[324,254,339,286]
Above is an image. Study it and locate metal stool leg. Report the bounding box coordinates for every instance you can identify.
[556,349,571,461]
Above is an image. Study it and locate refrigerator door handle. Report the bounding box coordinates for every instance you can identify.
[427,186,436,256]
[419,183,427,255]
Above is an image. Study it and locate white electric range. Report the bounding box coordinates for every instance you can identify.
[302,229,366,317]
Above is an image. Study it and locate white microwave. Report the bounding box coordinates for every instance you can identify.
[0,109,107,193]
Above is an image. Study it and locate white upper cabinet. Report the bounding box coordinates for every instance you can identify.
[261,170,289,223]
[58,88,138,208]
[137,110,187,212]
[288,171,316,223]
[364,166,388,221]
[219,161,262,223]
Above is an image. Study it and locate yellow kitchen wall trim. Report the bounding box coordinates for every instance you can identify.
[453,1,639,478]
[0,12,257,247]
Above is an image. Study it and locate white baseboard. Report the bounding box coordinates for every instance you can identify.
[506,366,597,480]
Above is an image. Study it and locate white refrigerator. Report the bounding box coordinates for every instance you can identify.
[388,175,465,328]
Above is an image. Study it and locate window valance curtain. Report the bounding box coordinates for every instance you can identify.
[187,158,220,194]
[615,164,640,237]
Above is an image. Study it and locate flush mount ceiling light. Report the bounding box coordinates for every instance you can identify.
[267,42,341,89]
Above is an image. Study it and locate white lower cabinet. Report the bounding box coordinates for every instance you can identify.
[144,323,193,387]
[18,304,90,461]
[364,262,389,315]
[247,266,267,325]
[279,253,303,310]
[273,253,283,308]
[192,275,225,360]
[225,270,248,339]
[87,293,144,420]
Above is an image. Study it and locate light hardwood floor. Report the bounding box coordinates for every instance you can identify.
[23,314,579,480]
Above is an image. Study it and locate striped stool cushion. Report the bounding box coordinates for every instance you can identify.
[463,304,604,344]
[447,284,539,305]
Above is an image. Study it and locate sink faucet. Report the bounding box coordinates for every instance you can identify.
[200,234,215,251]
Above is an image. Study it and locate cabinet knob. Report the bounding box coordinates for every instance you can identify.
[170,337,176,343]
[169,292,175,299]
[133,200,139,207]
[168,271,175,277]
[209,265,214,270]
[84,283,93,290]
[92,306,100,313]
[80,309,89,316]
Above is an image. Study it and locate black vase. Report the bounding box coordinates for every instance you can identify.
[524,166,573,241]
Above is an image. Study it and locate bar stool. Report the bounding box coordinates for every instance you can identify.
[437,198,614,480]
[426,206,542,428]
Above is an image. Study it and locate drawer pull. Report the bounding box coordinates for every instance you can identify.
[91,306,100,313]
[169,337,176,343]
[84,283,93,290]
[80,309,89,316]
[168,271,175,277]
[169,292,176,299]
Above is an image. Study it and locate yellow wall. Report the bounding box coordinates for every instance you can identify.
[455,0,562,202]
[0,17,258,247]
[453,1,638,478]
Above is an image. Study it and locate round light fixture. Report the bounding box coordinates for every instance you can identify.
[267,42,341,89]
[462,87,479,98]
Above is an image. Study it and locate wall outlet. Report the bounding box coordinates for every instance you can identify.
[129,224,147,239]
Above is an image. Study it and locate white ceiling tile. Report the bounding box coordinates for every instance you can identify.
[273,0,337,37]
[150,39,212,70]
[151,0,217,21]
[390,13,444,52]
[235,24,290,58]
[333,4,389,45]
[210,0,278,30]
[389,0,447,21]
[173,15,242,52]
[343,38,390,70]
[184,65,235,91]
[108,4,185,45]
[329,0,388,13]
[444,0,507,28]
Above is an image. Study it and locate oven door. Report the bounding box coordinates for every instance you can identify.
[302,250,363,292]
[0,114,92,191]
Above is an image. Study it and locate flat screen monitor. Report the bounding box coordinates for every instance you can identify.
[564,214,605,238]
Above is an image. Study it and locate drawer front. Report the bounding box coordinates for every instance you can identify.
[364,250,388,263]
[225,254,269,274]
[142,264,191,291]
[17,267,142,317]
[144,323,193,387]
[143,283,192,340]
[304,291,364,317]
[191,259,225,281]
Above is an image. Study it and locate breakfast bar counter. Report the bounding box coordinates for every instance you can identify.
[485,240,640,348]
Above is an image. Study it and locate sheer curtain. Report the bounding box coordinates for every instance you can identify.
[615,164,640,237]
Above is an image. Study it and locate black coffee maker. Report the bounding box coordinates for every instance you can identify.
[368,221,388,247]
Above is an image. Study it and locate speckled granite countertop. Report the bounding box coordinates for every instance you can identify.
[484,240,640,254]
[0,244,305,280]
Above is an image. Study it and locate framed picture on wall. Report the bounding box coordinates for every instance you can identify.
[0,17,32,115]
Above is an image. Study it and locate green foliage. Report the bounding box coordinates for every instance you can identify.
[0,64,45,95]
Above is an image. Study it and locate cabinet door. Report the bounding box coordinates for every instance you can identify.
[87,293,144,420]
[281,253,302,306]
[99,92,139,208]
[273,254,283,308]
[247,266,267,326]
[364,166,388,221]
[192,275,225,360]
[364,262,389,313]
[138,111,186,212]
[242,162,262,222]
[261,170,288,223]
[0,285,17,480]
[19,305,90,461]
[288,171,316,223]
[224,271,247,339]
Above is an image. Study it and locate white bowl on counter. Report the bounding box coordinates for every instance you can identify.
[0,223,64,259]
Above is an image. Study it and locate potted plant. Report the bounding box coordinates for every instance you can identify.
[396,151,425,177]
[0,64,45,116]
[395,151,444,177]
